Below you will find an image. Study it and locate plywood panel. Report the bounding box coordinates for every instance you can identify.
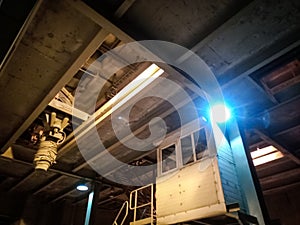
[156,157,225,221]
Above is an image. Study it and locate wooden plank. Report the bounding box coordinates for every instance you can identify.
[255,76,278,103]
[255,157,291,174]
[270,75,300,94]
[260,168,300,186]
[253,129,300,165]
[274,124,300,137]
[263,181,300,195]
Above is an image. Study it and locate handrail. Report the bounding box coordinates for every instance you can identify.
[129,183,154,225]
[112,201,129,225]
[129,183,153,210]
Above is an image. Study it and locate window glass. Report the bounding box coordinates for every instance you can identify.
[194,128,208,160]
[161,144,176,173]
[181,135,194,165]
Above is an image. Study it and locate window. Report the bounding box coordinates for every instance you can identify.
[194,128,208,160]
[158,127,209,175]
[181,135,194,165]
[179,128,208,166]
[161,144,177,173]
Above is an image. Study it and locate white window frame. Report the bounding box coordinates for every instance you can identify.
[156,118,214,177]
[179,133,196,166]
[157,141,179,177]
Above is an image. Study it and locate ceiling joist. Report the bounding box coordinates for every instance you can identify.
[253,129,300,165]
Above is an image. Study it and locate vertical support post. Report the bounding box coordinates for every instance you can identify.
[228,118,267,225]
[238,122,271,225]
[134,190,138,223]
[84,190,94,225]
[150,184,154,225]
[84,182,101,225]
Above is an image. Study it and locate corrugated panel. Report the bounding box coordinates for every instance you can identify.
[217,140,248,212]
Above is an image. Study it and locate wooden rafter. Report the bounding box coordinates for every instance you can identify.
[253,129,300,165]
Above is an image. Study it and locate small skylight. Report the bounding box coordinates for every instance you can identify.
[250,145,284,166]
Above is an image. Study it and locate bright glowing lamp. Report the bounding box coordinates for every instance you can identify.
[76,184,89,191]
[92,63,164,124]
[210,103,231,123]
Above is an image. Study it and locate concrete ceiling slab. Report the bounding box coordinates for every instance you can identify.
[122,0,251,48]
[0,0,103,152]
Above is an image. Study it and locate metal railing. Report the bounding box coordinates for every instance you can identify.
[112,201,129,225]
[129,183,154,225]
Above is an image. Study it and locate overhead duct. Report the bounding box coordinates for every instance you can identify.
[33,112,68,171]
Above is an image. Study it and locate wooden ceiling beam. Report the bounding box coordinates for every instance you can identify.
[255,157,291,174]
[260,168,300,186]
[249,140,267,150]
[252,94,300,119]
[263,181,300,196]
[50,187,77,203]
[253,129,300,165]
[274,124,300,137]
[9,171,36,192]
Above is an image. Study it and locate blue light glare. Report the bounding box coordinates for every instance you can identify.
[210,103,231,123]
[201,116,208,122]
[76,184,89,191]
